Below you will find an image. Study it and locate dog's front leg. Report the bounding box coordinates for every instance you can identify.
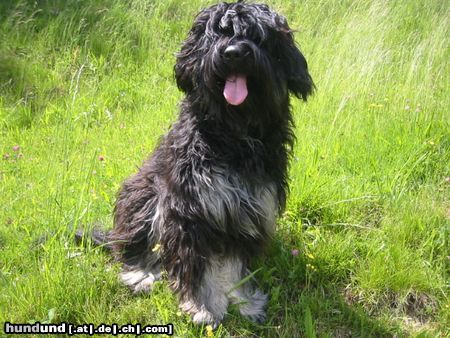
[161,226,227,328]
[175,254,267,327]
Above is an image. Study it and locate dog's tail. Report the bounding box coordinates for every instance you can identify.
[75,226,114,252]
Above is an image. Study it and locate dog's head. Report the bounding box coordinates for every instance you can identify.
[175,2,314,108]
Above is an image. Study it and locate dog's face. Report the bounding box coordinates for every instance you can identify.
[175,2,313,109]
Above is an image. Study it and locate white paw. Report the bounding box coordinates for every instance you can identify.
[120,269,160,293]
[192,306,220,329]
[239,290,267,323]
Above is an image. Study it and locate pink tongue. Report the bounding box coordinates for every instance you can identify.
[223,75,248,106]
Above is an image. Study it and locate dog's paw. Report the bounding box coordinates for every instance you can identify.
[239,289,267,324]
[241,310,266,324]
[132,274,157,293]
[120,269,160,293]
[192,307,221,329]
[180,302,222,329]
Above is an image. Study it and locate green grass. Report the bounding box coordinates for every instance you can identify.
[0,0,448,336]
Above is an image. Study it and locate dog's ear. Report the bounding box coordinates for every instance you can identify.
[174,9,212,93]
[283,40,314,101]
[174,36,198,93]
[271,15,314,100]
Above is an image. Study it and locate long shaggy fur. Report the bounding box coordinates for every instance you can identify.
[109,1,313,327]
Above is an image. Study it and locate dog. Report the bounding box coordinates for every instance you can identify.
[109,1,313,327]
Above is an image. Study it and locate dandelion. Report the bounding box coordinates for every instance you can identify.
[206,325,214,337]
[291,249,299,257]
[152,243,161,252]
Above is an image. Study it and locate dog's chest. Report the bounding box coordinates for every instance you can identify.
[193,166,278,236]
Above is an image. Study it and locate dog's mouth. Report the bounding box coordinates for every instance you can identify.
[223,74,248,106]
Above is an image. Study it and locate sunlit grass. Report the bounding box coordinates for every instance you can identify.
[0,0,448,336]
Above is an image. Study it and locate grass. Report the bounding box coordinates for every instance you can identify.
[0,0,448,336]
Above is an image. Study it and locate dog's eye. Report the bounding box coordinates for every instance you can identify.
[219,24,234,36]
[259,38,272,51]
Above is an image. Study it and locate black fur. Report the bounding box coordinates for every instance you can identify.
[109,1,313,326]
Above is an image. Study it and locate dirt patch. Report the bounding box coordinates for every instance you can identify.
[343,286,439,332]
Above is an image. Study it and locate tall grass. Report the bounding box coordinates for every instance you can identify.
[0,0,448,336]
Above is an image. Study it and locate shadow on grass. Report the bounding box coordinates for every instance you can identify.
[243,239,403,337]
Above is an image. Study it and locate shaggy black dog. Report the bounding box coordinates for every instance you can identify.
[110,1,313,327]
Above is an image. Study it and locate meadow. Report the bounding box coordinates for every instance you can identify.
[0,0,448,336]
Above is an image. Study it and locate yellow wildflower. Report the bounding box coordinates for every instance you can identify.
[206,325,214,337]
[306,264,317,271]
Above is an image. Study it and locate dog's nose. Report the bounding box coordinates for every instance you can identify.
[223,45,244,61]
